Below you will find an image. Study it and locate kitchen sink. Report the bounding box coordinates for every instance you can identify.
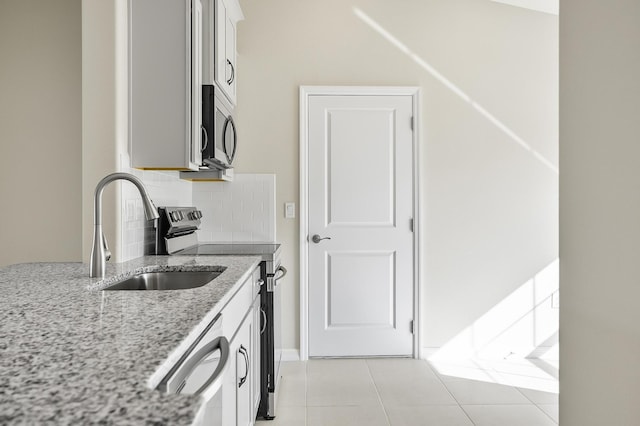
[103,270,223,291]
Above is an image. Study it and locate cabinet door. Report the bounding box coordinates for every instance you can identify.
[223,15,237,102]
[191,0,204,167]
[235,313,252,426]
[129,0,203,170]
[251,295,261,416]
[222,333,238,426]
[214,0,243,105]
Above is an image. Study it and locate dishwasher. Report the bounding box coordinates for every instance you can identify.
[157,313,229,425]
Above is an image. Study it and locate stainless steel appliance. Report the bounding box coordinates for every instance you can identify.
[155,207,286,420]
[202,84,237,170]
[158,313,229,425]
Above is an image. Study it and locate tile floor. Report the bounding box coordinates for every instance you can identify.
[256,358,559,426]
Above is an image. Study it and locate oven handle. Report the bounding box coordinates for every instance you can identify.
[174,336,230,399]
[274,265,287,283]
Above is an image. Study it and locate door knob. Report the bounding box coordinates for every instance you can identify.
[311,234,331,244]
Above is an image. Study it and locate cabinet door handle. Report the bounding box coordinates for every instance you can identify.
[226,59,235,85]
[238,345,249,388]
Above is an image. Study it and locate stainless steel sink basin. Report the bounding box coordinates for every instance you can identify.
[104,270,222,291]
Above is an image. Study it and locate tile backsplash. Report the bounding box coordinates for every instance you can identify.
[117,154,275,262]
[193,174,276,243]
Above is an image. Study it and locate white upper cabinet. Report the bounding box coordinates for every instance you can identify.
[212,0,243,105]
[129,0,204,171]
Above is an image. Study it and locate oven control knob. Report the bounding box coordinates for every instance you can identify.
[178,211,184,220]
[169,212,177,222]
[196,210,203,219]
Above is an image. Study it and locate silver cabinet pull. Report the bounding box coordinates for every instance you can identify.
[311,234,331,244]
[226,59,235,84]
[238,345,249,388]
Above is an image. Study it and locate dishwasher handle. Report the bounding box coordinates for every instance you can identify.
[174,336,230,399]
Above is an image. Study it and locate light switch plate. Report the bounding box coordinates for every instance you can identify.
[285,202,296,219]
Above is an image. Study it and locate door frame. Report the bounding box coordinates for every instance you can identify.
[299,86,422,360]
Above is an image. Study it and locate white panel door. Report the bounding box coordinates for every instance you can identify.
[308,94,415,357]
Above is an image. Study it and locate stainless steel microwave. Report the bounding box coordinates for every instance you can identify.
[202,85,237,170]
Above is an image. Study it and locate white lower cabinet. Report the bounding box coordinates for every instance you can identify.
[234,313,252,426]
[222,266,261,426]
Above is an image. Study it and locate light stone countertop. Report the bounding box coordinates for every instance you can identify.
[0,255,261,425]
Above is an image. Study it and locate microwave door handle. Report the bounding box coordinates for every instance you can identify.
[222,116,237,164]
[172,336,230,399]
[201,125,208,152]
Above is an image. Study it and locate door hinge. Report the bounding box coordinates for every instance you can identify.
[410,320,414,334]
[410,116,414,130]
[409,218,414,232]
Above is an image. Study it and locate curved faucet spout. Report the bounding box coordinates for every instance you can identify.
[90,173,160,278]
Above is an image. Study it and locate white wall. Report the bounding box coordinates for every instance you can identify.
[0,0,82,268]
[236,0,559,356]
[81,0,121,262]
[560,1,640,424]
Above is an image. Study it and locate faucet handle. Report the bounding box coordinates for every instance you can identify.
[102,233,111,261]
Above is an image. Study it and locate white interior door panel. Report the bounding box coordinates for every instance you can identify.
[307,94,415,357]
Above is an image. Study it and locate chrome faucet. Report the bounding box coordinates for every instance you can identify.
[90,172,160,278]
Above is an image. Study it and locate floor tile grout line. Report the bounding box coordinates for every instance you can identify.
[531,403,559,425]
[513,384,559,424]
[365,359,393,426]
[424,359,477,426]
[535,403,559,425]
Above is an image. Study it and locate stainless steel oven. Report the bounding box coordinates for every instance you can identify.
[260,261,287,419]
[202,84,237,170]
